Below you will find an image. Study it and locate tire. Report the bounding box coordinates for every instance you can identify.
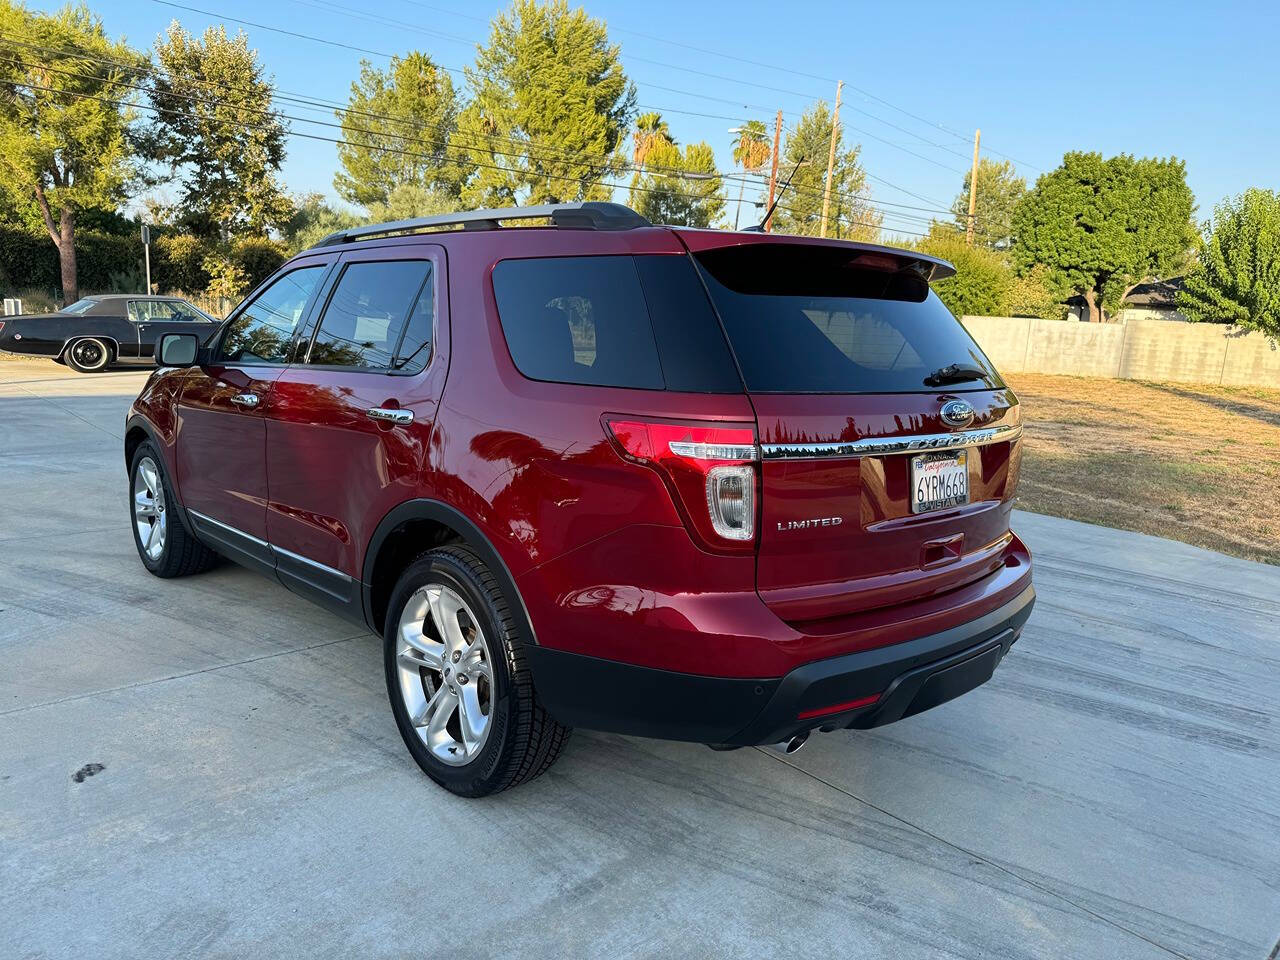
[65,338,111,373]
[384,545,571,797]
[129,441,219,578]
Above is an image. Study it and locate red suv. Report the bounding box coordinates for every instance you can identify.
[126,203,1034,796]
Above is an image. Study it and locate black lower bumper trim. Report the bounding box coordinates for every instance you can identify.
[526,584,1035,746]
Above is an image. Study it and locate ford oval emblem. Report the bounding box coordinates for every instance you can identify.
[940,399,975,427]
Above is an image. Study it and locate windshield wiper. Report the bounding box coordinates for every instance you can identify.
[924,363,989,387]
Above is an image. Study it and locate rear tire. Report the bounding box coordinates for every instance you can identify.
[129,441,219,578]
[65,338,110,373]
[384,545,571,797]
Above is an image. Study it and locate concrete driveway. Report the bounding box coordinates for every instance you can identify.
[1,358,1277,960]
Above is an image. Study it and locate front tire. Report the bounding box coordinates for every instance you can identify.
[384,545,571,797]
[129,441,218,578]
[65,338,111,373]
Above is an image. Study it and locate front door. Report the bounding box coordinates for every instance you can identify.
[175,261,332,574]
[129,299,220,360]
[263,247,447,619]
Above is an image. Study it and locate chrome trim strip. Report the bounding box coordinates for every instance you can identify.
[271,543,353,583]
[187,508,269,547]
[188,509,353,583]
[761,424,1022,460]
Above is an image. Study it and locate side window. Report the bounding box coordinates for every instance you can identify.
[306,260,432,370]
[216,266,326,365]
[395,269,434,373]
[168,302,211,322]
[491,256,664,389]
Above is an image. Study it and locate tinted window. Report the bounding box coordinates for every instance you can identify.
[695,245,1004,394]
[633,256,741,393]
[492,255,740,393]
[395,269,434,373]
[307,260,432,370]
[62,299,98,315]
[217,266,325,365]
[493,257,663,390]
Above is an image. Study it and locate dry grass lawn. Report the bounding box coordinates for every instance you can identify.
[1010,373,1280,565]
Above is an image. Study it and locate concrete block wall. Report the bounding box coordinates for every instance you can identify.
[962,315,1280,388]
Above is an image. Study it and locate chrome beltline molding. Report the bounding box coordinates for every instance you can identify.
[760,423,1022,460]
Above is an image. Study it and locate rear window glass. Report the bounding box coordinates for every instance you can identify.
[694,245,1003,394]
[306,260,433,370]
[491,255,740,393]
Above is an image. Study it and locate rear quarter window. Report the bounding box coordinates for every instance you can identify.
[491,255,740,393]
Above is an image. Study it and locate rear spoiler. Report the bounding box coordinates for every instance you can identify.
[672,229,956,282]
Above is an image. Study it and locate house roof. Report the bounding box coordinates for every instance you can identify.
[1124,277,1185,309]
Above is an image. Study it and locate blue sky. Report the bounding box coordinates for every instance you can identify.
[39,0,1280,235]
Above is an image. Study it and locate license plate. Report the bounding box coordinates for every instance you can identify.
[910,450,969,514]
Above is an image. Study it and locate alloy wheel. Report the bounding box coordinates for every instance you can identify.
[132,457,167,561]
[396,583,494,766]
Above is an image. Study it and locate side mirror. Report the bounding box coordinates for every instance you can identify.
[157,332,200,367]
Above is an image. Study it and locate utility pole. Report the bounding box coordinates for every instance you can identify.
[141,224,152,293]
[966,128,981,245]
[764,109,782,232]
[819,80,843,238]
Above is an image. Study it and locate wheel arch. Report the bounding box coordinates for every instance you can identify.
[124,415,197,539]
[60,334,120,361]
[362,499,537,646]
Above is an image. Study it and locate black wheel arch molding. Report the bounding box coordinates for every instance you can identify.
[361,498,538,647]
[124,414,198,541]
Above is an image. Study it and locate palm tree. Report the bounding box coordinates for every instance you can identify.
[730,119,771,229]
[632,111,674,170]
[732,119,771,173]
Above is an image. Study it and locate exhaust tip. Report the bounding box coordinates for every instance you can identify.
[767,731,809,755]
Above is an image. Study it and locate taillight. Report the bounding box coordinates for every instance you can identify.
[605,418,758,549]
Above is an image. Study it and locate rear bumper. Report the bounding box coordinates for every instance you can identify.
[526,583,1035,745]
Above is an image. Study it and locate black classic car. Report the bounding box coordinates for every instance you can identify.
[0,295,219,372]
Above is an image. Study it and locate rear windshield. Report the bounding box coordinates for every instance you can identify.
[694,245,1003,394]
[491,255,740,393]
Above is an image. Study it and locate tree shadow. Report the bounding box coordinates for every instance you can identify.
[1142,381,1280,428]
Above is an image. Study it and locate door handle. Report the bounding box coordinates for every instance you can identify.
[230,393,260,408]
[367,407,413,425]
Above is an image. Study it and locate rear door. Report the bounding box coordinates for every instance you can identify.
[175,260,332,572]
[687,238,1022,624]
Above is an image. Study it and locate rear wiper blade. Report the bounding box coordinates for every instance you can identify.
[924,363,989,387]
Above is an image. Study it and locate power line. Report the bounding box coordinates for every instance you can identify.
[11,76,927,241]
[1,40,981,225]
[143,0,977,176]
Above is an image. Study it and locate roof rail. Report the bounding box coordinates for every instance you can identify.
[313,202,650,247]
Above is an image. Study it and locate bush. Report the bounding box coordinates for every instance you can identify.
[914,230,1012,317]
[231,237,287,289]
[0,225,141,298]
[152,233,210,294]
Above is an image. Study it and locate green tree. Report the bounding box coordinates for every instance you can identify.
[456,0,635,206]
[280,192,362,254]
[631,139,724,227]
[1179,188,1280,343]
[334,53,465,208]
[951,157,1025,248]
[914,226,1012,317]
[0,2,142,302]
[632,110,673,168]
[769,100,880,240]
[1011,152,1196,322]
[147,22,292,239]
[1005,264,1064,320]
